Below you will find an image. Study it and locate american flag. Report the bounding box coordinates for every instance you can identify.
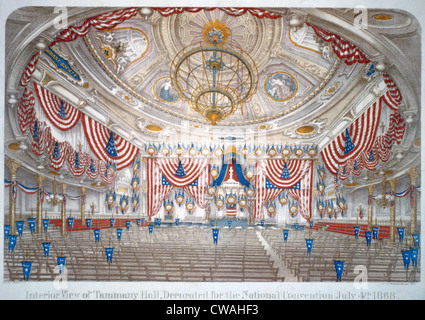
[287,161,314,222]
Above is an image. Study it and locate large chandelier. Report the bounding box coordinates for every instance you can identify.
[170,20,258,125]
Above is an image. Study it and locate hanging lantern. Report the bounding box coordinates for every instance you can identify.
[131,176,140,193]
[120,195,129,214]
[164,200,174,213]
[214,147,224,157]
[215,196,225,209]
[289,201,298,217]
[147,145,157,155]
[267,147,278,158]
[238,196,248,209]
[226,193,237,206]
[316,180,326,196]
[307,146,318,158]
[279,193,288,206]
[207,186,217,196]
[188,147,198,157]
[294,147,304,158]
[246,188,255,198]
[210,167,220,179]
[131,193,140,213]
[201,147,210,157]
[186,200,195,213]
[175,191,185,206]
[267,202,277,217]
[105,191,116,211]
[245,169,254,180]
[254,147,263,157]
[241,145,250,158]
[161,146,170,156]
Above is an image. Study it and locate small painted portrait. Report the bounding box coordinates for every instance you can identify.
[264,72,298,102]
[153,77,180,103]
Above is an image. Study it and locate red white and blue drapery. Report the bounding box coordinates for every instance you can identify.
[321,76,405,183]
[17,81,139,181]
[4,179,85,204]
[33,82,81,131]
[147,157,210,218]
[255,159,313,221]
[306,23,370,65]
[82,114,139,171]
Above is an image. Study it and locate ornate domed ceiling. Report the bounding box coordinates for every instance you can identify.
[3,6,421,190]
[64,8,353,136]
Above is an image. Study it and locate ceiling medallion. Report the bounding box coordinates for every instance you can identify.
[170,20,258,125]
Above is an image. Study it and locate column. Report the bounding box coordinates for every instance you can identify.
[6,159,21,235]
[366,185,375,231]
[406,167,419,244]
[80,187,86,225]
[60,182,67,236]
[387,179,398,244]
[34,174,46,234]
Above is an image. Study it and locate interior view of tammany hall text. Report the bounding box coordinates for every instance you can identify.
[3,7,421,282]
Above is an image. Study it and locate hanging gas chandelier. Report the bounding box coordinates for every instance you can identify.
[170,20,258,125]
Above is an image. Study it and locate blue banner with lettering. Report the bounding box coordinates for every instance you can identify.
[397,227,405,243]
[412,233,420,247]
[306,239,313,255]
[105,247,114,263]
[228,220,232,228]
[137,219,141,226]
[154,218,161,226]
[294,223,299,230]
[175,219,180,226]
[110,218,115,228]
[16,221,24,236]
[4,225,10,239]
[28,218,36,234]
[22,261,32,281]
[211,221,216,227]
[67,217,74,229]
[142,218,146,225]
[354,226,361,239]
[86,218,92,229]
[372,226,379,240]
[126,220,131,230]
[334,260,344,281]
[43,219,50,232]
[43,242,51,256]
[57,256,66,273]
[261,220,265,227]
[410,247,418,268]
[9,235,17,252]
[283,229,289,242]
[310,221,314,228]
[401,250,411,269]
[43,47,81,82]
[94,229,100,243]
[148,225,153,234]
[365,231,372,247]
[212,228,220,245]
[117,228,123,240]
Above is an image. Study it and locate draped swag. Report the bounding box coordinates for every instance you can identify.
[147,157,210,217]
[255,159,313,221]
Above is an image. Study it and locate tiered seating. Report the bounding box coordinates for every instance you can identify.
[49,218,147,232]
[261,228,420,282]
[3,220,419,282]
[3,222,284,282]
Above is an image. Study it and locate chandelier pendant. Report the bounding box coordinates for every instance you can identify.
[170,20,258,125]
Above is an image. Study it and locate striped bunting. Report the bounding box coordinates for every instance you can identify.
[33,82,81,131]
[82,114,139,171]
